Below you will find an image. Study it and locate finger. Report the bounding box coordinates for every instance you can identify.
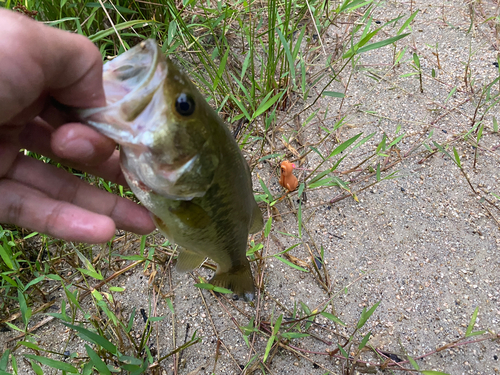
[0,9,105,125]
[0,141,20,177]
[51,123,116,165]
[7,154,155,235]
[0,179,116,243]
[18,118,128,186]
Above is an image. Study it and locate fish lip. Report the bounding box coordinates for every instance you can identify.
[78,39,164,146]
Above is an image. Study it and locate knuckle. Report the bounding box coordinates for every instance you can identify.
[6,191,23,225]
[56,175,80,204]
[44,201,65,235]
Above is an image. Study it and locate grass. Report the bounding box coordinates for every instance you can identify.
[2,0,500,374]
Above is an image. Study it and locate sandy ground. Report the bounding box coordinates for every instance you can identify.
[2,0,500,374]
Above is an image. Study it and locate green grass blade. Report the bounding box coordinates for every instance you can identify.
[357,33,410,55]
[354,132,377,150]
[46,17,80,27]
[247,242,264,256]
[213,47,229,92]
[395,46,407,65]
[240,51,251,80]
[310,170,331,184]
[297,201,302,238]
[75,248,103,280]
[264,217,273,238]
[23,276,45,292]
[85,345,112,375]
[253,91,283,119]
[0,244,14,270]
[337,344,349,358]
[24,354,78,374]
[321,312,346,326]
[281,332,309,339]
[263,334,275,362]
[338,0,373,13]
[358,332,371,350]
[0,350,9,371]
[413,52,421,69]
[18,290,31,327]
[408,355,419,370]
[88,20,150,42]
[273,314,283,335]
[273,243,301,256]
[357,301,380,329]
[445,86,457,103]
[452,147,461,168]
[292,26,306,60]
[343,29,379,58]
[397,10,419,35]
[465,306,480,337]
[194,283,233,294]
[276,28,296,88]
[230,94,252,122]
[63,323,117,354]
[433,141,459,167]
[328,133,363,158]
[322,91,345,98]
[18,342,42,351]
[29,360,43,375]
[476,123,484,142]
[259,179,274,201]
[274,256,309,272]
[388,133,405,147]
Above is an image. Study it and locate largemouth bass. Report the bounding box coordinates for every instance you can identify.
[78,39,263,301]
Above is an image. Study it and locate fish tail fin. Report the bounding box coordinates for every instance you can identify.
[210,261,255,301]
[176,249,206,272]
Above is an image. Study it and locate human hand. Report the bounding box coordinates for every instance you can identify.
[0,9,156,243]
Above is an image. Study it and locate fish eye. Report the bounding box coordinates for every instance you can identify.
[175,93,195,116]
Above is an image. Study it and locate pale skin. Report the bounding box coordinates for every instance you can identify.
[0,9,155,243]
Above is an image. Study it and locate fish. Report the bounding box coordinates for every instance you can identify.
[279,160,298,191]
[76,39,263,301]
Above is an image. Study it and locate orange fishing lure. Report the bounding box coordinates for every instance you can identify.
[279,160,298,191]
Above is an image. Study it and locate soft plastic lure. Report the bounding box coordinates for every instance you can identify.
[279,160,298,191]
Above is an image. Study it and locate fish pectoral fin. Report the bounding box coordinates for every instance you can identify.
[176,249,206,272]
[210,262,255,302]
[249,202,264,234]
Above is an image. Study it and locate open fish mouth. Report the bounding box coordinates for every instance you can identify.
[78,39,167,148]
[102,40,160,106]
